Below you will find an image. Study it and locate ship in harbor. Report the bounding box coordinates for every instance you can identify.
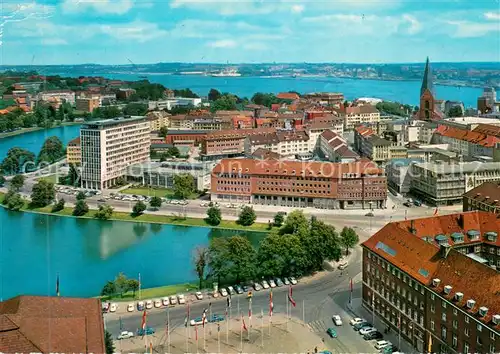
[211,68,241,77]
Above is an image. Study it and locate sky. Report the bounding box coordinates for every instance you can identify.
[0,0,499,65]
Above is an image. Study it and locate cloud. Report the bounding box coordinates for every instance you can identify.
[208,39,237,48]
[61,0,134,15]
[99,21,168,41]
[291,4,304,13]
[401,14,421,35]
[484,12,500,20]
[445,20,499,38]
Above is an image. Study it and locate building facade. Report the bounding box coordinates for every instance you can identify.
[211,158,387,209]
[362,211,500,354]
[344,105,381,130]
[319,130,359,163]
[386,158,422,194]
[66,137,81,165]
[75,97,100,113]
[147,111,170,131]
[165,130,207,146]
[80,117,150,190]
[463,181,500,214]
[38,90,76,105]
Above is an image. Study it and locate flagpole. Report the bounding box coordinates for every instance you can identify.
[240,312,243,353]
[138,272,141,300]
[226,308,229,344]
[302,299,305,323]
[218,323,221,353]
[286,292,289,332]
[203,321,206,351]
[261,308,264,348]
[167,305,171,353]
[185,323,189,354]
[196,324,198,353]
[237,295,240,315]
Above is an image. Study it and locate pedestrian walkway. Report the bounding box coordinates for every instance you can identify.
[347,298,415,354]
[307,319,327,333]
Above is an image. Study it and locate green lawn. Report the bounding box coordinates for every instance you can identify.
[99,283,198,302]
[38,174,59,184]
[0,192,271,232]
[121,186,200,200]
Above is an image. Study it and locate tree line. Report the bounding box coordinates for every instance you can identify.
[194,210,359,288]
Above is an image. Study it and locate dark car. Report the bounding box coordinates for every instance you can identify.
[242,285,250,292]
[275,278,284,287]
[209,314,225,323]
[403,202,412,207]
[137,327,155,336]
[364,331,383,340]
[382,345,398,354]
[234,285,244,294]
[353,322,372,331]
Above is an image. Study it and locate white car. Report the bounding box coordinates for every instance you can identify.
[269,279,277,288]
[350,317,366,326]
[220,288,228,297]
[332,315,343,326]
[195,291,203,300]
[262,280,270,289]
[375,340,392,350]
[178,294,186,304]
[289,276,298,285]
[127,303,134,312]
[170,295,177,305]
[117,331,134,340]
[359,327,376,336]
[145,300,153,309]
[162,297,170,306]
[109,303,117,312]
[283,277,291,285]
[190,317,204,326]
[154,299,162,308]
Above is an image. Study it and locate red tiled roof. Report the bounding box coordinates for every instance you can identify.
[320,130,359,158]
[271,103,281,112]
[0,296,105,353]
[346,105,379,115]
[363,212,500,329]
[435,125,500,147]
[277,92,300,100]
[473,123,500,138]
[463,181,500,206]
[68,137,81,146]
[213,158,383,177]
[355,126,374,137]
[206,128,276,140]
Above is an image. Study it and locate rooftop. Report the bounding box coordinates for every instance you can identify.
[435,125,500,148]
[463,181,500,206]
[251,148,281,160]
[68,137,81,146]
[412,161,500,174]
[81,116,146,128]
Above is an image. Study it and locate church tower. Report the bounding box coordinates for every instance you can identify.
[418,57,435,121]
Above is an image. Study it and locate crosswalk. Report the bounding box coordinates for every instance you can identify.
[307,320,327,333]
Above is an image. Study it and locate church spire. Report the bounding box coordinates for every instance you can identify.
[420,57,434,97]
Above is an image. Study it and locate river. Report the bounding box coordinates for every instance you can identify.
[0,207,266,299]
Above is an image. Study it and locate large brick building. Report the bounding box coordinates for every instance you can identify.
[210,158,387,209]
[362,211,500,354]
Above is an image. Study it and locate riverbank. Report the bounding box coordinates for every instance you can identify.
[100,283,198,302]
[0,121,81,139]
[0,192,271,232]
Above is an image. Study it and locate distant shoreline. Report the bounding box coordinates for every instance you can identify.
[0,122,81,140]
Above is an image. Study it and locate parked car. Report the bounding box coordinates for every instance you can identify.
[162,297,169,306]
[359,327,377,336]
[326,327,338,338]
[127,303,134,312]
[275,278,284,287]
[227,286,236,295]
[154,299,162,308]
[145,300,153,309]
[117,331,134,340]
[354,322,372,331]
[242,285,250,292]
[137,327,155,336]
[338,262,348,270]
[253,283,262,291]
[403,202,412,207]
[102,302,110,313]
[289,276,298,285]
[190,317,204,326]
[209,314,225,323]
[381,345,398,354]
[375,340,393,350]
[137,301,145,311]
[195,291,203,300]
[332,315,343,326]
[177,294,186,304]
[261,280,270,289]
[283,277,291,285]
[350,317,365,326]
[220,288,228,297]
[110,303,118,312]
[364,331,383,341]
[169,296,177,305]
[234,285,244,294]
[268,279,277,288]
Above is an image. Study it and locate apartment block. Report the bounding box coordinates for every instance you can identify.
[80,117,150,190]
[211,158,387,209]
[66,137,81,165]
[245,130,311,158]
[463,181,500,214]
[410,161,500,206]
[386,158,423,194]
[76,97,100,113]
[147,111,170,131]
[344,105,381,130]
[362,211,500,354]
[433,125,500,158]
[165,130,207,146]
[319,130,359,163]
[303,92,344,106]
[38,90,76,105]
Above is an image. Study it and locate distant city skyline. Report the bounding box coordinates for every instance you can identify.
[1,0,499,65]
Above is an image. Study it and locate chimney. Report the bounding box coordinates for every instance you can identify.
[440,243,452,258]
[457,214,464,228]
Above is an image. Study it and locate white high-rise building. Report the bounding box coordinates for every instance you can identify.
[80,117,150,190]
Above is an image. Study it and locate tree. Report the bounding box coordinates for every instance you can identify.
[340,226,359,256]
[173,88,199,98]
[105,330,115,354]
[226,236,256,283]
[114,272,128,297]
[280,210,309,236]
[66,163,79,186]
[123,102,148,116]
[238,206,256,226]
[173,174,195,199]
[52,198,65,212]
[73,200,89,216]
[0,175,5,187]
[101,281,116,297]
[30,180,55,207]
[448,105,463,117]
[76,191,86,201]
[208,88,222,101]
[193,246,209,289]
[1,148,36,174]
[257,232,308,277]
[159,126,169,138]
[168,147,180,158]
[4,192,24,211]
[127,279,140,297]
[273,212,286,227]
[92,106,121,119]
[10,174,25,191]
[132,200,147,216]
[149,196,162,209]
[95,204,114,220]
[210,94,237,113]
[206,206,221,226]
[251,92,279,108]
[208,237,229,285]
[37,136,65,164]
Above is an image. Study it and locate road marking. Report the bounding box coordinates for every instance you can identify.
[307,320,327,333]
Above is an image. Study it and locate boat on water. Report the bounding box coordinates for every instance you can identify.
[211,68,241,77]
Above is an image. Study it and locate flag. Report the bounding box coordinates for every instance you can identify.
[269,290,274,317]
[149,342,153,354]
[433,207,438,216]
[184,316,188,328]
[249,307,252,320]
[227,297,230,308]
[350,278,353,293]
[218,323,220,332]
[427,334,433,353]
[288,285,296,307]
[202,308,207,327]
[242,316,248,331]
[165,321,169,338]
[225,307,228,317]
[119,317,123,331]
[141,310,147,338]
[56,274,60,297]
